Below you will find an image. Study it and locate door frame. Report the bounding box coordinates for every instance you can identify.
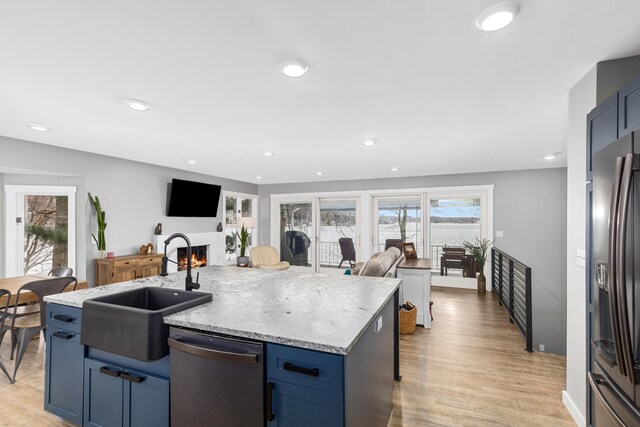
[4,185,77,277]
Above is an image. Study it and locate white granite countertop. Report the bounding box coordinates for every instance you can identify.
[45,266,401,355]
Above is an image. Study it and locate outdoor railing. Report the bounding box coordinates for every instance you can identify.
[491,247,533,353]
[319,241,444,268]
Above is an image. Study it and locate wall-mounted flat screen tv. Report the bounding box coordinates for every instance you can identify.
[167,178,221,217]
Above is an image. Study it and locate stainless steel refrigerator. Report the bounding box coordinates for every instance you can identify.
[591,131,640,426]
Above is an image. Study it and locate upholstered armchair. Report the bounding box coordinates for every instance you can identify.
[250,246,290,270]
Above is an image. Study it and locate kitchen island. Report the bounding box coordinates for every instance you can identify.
[44,266,401,427]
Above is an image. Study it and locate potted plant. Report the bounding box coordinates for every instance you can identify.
[236,224,251,267]
[88,192,107,258]
[463,237,493,294]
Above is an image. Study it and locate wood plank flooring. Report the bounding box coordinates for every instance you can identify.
[0,287,574,426]
[389,287,575,426]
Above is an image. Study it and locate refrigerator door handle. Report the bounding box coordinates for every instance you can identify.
[616,153,636,384]
[608,156,626,375]
[588,372,626,427]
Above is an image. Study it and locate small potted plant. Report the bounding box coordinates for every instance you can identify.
[463,237,493,294]
[236,224,251,267]
[88,192,107,258]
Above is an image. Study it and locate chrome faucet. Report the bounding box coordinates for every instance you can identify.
[160,232,200,291]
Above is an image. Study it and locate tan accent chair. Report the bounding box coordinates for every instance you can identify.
[250,246,290,270]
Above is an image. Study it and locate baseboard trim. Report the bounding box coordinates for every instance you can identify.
[562,390,585,427]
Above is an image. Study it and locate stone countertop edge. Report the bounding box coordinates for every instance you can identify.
[44,266,401,355]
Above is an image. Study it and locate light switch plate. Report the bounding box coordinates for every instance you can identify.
[577,249,585,259]
[577,257,586,268]
[375,316,383,333]
[496,231,504,238]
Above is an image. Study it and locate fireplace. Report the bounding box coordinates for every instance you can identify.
[177,245,208,271]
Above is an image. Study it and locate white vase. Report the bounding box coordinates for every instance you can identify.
[98,250,107,259]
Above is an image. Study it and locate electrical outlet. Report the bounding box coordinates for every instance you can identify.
[496,230,504,238]
[539,344,545,352]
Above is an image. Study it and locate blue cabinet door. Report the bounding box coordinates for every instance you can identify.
[267,380,344,427]
[84,358,124,427]
[587,93,618,179]
[44,327,85,425]
[124,369,169,427]
[619,74,640,137]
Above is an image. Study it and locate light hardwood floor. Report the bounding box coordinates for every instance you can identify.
[389,287,575,426]
[0,287,574,426]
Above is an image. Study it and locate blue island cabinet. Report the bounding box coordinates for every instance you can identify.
[266,295,395,427]
[83,357,169,427]
[45,304,85,426]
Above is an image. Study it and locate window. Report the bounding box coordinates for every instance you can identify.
[4,185,77,277]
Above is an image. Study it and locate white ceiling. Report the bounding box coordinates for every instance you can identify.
[1,0,640,184]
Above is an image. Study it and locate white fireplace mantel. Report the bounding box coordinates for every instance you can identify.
[153,232,225,273]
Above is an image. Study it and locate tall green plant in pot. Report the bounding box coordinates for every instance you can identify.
[236,224,251,266]
[463,237,493,294]
[88,193,107,258]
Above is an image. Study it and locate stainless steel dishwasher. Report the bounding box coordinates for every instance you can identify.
[168,327,265,426]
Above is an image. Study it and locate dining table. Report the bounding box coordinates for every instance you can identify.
[0,275,88,307]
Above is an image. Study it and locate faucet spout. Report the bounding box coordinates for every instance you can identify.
[160,232,201,291]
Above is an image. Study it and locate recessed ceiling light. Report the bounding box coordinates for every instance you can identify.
[316,171,324,176]
[361,139,376,147]
[256,176,262,180]
[544,154,557,160]
[390,167,399,172]
[476,2,520,32]
[261,151,274,157]
[26,123,51,132]
[186,160,198,164]
[124,99,151,111]
[279,59,309,78]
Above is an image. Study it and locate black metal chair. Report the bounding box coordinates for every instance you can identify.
[385,239,403,252]
[338,238,356,269]
[48,266,73,277]
[0,276,77,382]
[0,289,12,383]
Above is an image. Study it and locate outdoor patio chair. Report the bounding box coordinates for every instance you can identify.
[338,238,356,268]
[48,266,73,277]
[385,239,403,252]
[0,276,77,382]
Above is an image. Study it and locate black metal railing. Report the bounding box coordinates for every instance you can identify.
[491,247,533,352]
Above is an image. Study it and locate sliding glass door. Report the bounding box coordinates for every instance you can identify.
[317,198,360,274]
[278,201,314,271]
[372,196,423,256]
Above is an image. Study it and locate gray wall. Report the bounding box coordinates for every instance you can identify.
[597,55,640,104]
[0,135,257,283]
[259,168,568,355]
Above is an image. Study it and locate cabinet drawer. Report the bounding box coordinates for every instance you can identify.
[267,344,343,394]
[139,256,162,265]
[47,304,82,333]
[114,259,139,269]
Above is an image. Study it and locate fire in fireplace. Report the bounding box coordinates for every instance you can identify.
[177,245,208,271]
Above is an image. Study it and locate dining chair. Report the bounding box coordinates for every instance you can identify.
[0,276,77,382]
[0,289,13,383]
[48,266,73,277]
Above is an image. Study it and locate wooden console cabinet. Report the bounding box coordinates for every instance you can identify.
[96,254,163,286]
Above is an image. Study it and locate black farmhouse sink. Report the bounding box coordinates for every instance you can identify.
[81,286,212,361]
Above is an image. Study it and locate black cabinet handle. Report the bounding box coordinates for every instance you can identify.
[53,314,74,323]
[121,372,145,383]
[53,331,74,340]
[266,382,275,422]
[99,367,121,378]
[283,362,320,377]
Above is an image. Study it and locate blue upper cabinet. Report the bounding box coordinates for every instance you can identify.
[619,74,640,137]
[587,93,618,180]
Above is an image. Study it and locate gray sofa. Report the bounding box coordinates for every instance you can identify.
[352,247,404,278]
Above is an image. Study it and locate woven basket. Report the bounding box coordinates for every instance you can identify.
[399,302,417,335]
